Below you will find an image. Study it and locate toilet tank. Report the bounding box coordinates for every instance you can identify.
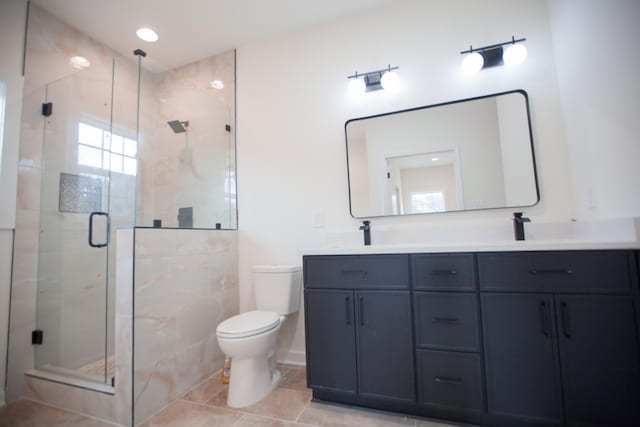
[253,265,302,315]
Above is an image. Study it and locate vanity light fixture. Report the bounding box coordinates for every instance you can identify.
[136,27,159,42]
[347,65,399,93]
[70,56,91,70]
[460,36,527,72]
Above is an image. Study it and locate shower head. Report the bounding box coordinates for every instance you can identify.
[168,120,189,133]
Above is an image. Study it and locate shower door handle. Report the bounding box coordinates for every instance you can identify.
[89,212,110,248]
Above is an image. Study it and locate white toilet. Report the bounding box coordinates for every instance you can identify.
[216,265,301,408]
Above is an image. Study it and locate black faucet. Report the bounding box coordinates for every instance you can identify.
[513,212,531,241]
[359,221,371,246]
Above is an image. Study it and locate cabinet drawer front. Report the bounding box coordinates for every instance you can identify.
[414,292,479,352]
[478,251,633,293]
[411,254,476,290]
[417,349,483,412]
[303,255,409,289]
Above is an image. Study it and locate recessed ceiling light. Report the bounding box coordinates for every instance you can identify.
[70,56,91,69]
[210,80,224,90]
[431,157,439,162]
[136,27,158,43]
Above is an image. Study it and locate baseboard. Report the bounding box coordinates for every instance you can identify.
[278,350,306,366]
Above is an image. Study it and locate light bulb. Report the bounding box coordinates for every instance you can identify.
[380,70,399,91]
[70,56,91,69]
[461,52,484,73]
[210,80,224,89]
[503,43,527,66]
[348,78,366,95]
[136,27,159,43]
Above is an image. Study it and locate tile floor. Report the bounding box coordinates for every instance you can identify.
[0,365,460,427]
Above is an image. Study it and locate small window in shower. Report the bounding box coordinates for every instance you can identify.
[78,122,137,175]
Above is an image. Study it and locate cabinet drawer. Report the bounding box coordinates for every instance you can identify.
[478,251,633,293]
[411,253,476,290]
[303,255,409,289]
[417,349,483,413]
[414,292,479,352]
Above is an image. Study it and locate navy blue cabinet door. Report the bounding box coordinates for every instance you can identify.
[481,293,563,425]
[556,295,640,426]
[355,290,415,403]
[305,289,357,394]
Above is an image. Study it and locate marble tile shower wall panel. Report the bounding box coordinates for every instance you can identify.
[133,228,239,424]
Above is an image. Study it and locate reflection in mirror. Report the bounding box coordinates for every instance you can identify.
[346,90,538,218]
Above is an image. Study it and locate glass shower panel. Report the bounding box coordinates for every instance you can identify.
[35,55,139,386]
[135,49,236,229]
[106,55,140,369]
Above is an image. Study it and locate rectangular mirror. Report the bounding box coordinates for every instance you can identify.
[346,90,539,218]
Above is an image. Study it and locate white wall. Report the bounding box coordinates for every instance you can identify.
[237,0,572,363]
[0,0,27,406]
[547,0,640,220]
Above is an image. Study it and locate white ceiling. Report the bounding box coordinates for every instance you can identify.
[32,0,396,71]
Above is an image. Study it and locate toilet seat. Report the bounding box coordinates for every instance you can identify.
[217,310,280,339]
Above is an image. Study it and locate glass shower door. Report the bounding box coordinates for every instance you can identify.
[35,55,138,386]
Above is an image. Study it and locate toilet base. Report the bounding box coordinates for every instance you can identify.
[227,357,281,408]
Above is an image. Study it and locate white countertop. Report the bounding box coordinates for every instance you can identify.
[301,239,640,256]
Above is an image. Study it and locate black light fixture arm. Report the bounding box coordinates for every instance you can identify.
[347,64,399,80]
[460,36,526,55]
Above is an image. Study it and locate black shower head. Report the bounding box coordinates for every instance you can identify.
[168,120,189,133]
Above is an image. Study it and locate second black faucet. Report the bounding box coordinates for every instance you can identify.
[359,220,371,246]
[513,212,531,241]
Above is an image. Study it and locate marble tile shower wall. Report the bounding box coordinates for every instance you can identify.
[133,228,239,424]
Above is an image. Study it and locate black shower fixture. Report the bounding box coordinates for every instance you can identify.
[168,120,189,133]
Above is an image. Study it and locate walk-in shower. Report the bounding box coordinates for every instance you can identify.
[26,46,237,391]
[10,8,238,424]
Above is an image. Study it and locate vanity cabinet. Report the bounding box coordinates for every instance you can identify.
[479,251,640,427]
[303,250,640,427]
[304,255,415,405]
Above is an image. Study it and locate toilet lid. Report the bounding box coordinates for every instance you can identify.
[217,310,280,339]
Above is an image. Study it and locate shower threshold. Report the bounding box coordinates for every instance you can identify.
[26,366,115,394]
